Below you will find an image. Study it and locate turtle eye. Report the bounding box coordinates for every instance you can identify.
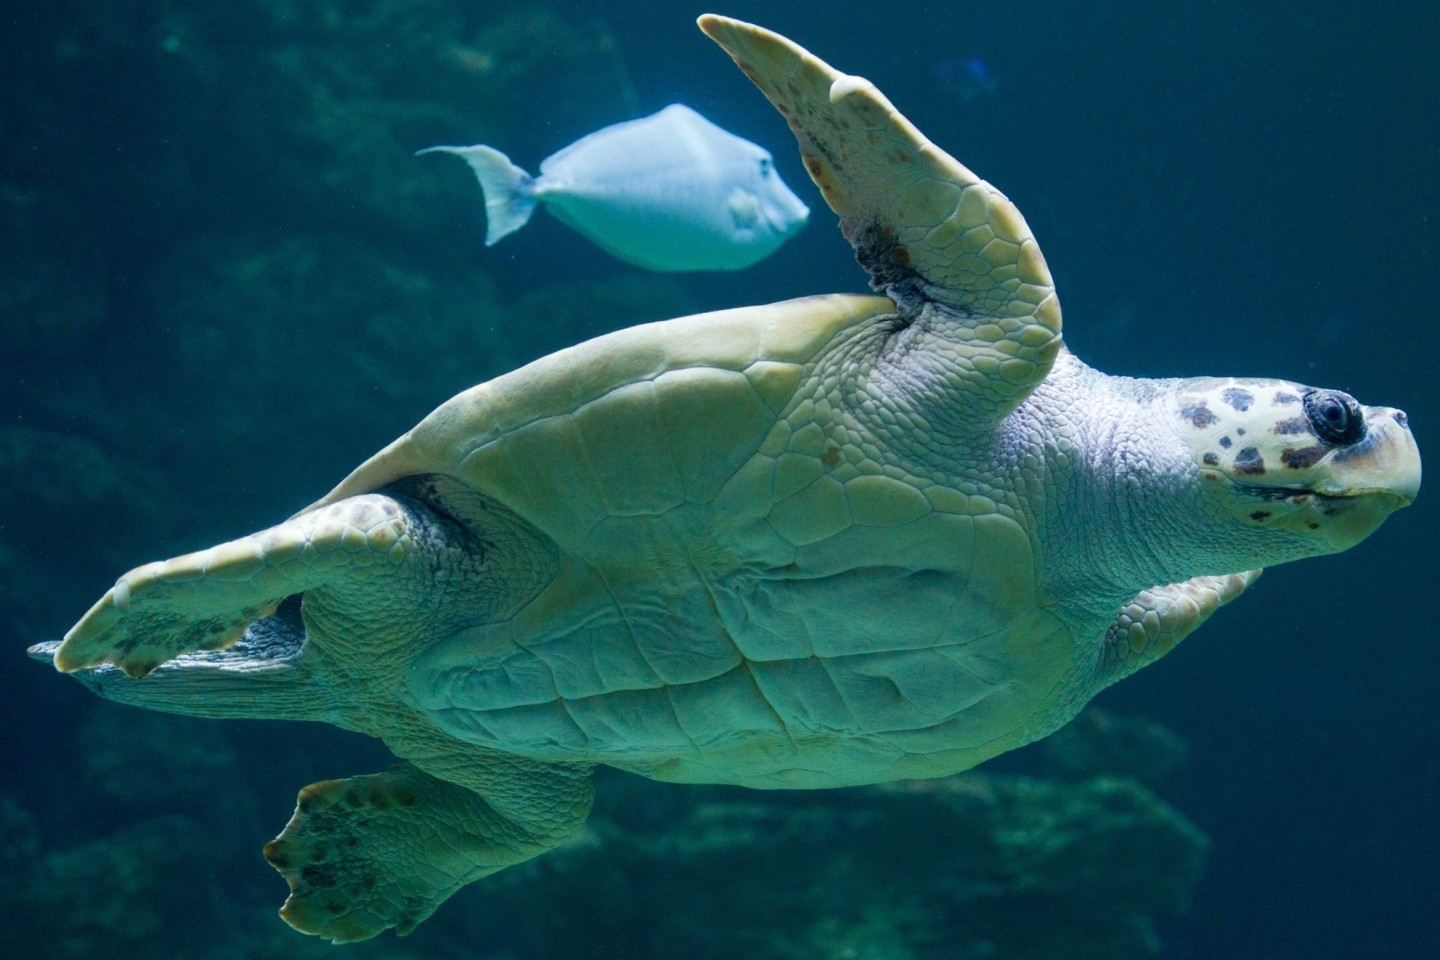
[1303,389,1366,445]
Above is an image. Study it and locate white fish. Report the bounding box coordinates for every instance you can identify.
[419,104,810,272]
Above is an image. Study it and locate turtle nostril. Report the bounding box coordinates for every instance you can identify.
[1393,410,1410,429]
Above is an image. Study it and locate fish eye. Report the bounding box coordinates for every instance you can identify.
[1303,389,1366,445]
[758,157,772,176]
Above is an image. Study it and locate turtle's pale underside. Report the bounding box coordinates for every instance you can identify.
[31,15,1420,942]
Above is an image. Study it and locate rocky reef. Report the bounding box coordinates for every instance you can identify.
[484,769,1206,960]
[0,703,1205,960]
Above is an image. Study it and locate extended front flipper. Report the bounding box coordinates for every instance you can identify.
[1098,570,1260,686]
[52,494,434,679]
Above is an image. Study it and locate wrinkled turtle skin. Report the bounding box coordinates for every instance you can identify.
[32,14,1419,943]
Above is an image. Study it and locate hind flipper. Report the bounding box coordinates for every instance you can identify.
[264,758,592,942]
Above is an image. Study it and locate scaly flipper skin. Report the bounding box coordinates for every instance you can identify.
[265,765,454,942]
[699,14,1062,415]
[1099,571,1261,684]
[55,495,422,679]
[265,755,593,943]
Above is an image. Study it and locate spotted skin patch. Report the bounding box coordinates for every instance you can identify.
[1233,447,1266,475]
[1221,388,1253,411]
[1181,403,1218,428]
[1170,378,1411,516]
[1273,416,1310,435]
[1281,445,1328,469]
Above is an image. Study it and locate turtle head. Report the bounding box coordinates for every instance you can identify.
[1170,379,1420,555]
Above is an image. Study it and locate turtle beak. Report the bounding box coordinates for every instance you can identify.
[1309,407,1420,552]
[1320,407,1421,506]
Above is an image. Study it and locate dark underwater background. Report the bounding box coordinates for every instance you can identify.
[2,1,1435,957]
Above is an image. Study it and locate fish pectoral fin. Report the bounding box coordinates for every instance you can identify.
[727,188,762,230]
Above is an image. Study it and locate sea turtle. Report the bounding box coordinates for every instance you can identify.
[32,14,1419,943]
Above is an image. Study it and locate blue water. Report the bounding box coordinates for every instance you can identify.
[2,1,1435,957]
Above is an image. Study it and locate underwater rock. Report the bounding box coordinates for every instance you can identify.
[1042,707,1191,788]
[3,718,1202,959]
[469,771,1207,960]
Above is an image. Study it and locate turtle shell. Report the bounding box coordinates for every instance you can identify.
[308,293,1065,789]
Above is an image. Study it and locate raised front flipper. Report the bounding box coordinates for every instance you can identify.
[1098,570,1260,686]
[265,756,593,942]
[54,494,429,679]
[700,15,1062,415]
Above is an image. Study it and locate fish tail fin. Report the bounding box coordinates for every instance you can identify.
[417,144,537,245]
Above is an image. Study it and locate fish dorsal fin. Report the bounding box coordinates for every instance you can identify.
[700,15,1062,412]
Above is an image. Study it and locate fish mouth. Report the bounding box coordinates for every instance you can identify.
[765,196,810,233]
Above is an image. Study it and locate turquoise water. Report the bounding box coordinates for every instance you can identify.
[2,1,1435,957]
